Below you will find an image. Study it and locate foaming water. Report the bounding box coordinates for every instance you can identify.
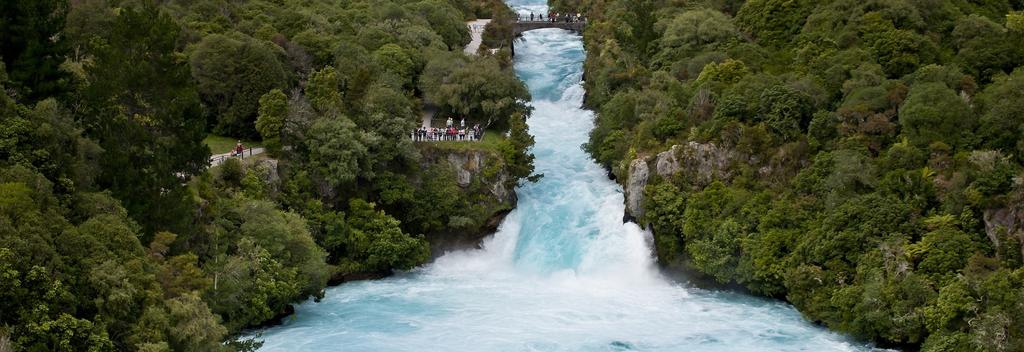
[253,7,884,351]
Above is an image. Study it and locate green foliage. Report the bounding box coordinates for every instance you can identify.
[256,89,288,153]
[952,15,1017,82]
[343,199,429,272]
[736,0,816,46]
[499,114,541,184]
[0,98,100,196]
[427,57,530,130]
[0,0,541,348]
[305,117,368,188]
[695,59,749,85]
[655,9,737,66]
[306,66,344,115]
[578,0,1024,347]
[0,0,70,101]
[78,3,209,236]
[190,33,288,137]
[898,82,973,149]
[1009,12,1024,32]
[977,69,1024,158]
[372,44,416,88]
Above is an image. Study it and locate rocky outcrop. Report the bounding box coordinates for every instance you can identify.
[669,142,739,186]
[418,146,518,252]
[983,207,1024,259]
[434,150,516,205]
[625,159,650,221]
[624,142,740,221]
[248,158,279,184]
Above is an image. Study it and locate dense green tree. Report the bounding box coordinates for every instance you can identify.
[0,0,69,101]
[910,223,983,284]
[166,293,229,352]
[420,51,470,105]
[433,57,530,130]
[306,66,344,116]
[78,3,208,235]
[655,9,737,66]
[305,117,368,189]
[952,15,1016,81]
[0,98,100,196]
[343,199,429,272]
[499,114,541,184]
[256,89,288,153]
[405,0,472,49]
[372,44,417,88]
[190,33,289,137]
[200,196,328,332]
[976,68,1024,158]
[736,0,815,46]
[898,82,973,149]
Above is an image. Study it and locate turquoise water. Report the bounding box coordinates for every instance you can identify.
[253,3,884,351]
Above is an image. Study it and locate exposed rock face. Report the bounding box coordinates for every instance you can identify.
[983,207,1024,259]
[448,153,477,187]
[434,150,515,205]
[250,158,280,185]
[239,158,281,196]
[663,142,738,187]
[625,159,650,221]
[418,146,518,252]
[624,142,740,221]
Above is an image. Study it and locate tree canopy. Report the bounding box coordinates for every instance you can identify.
[577,0,1024,349]
[0,0,535,350]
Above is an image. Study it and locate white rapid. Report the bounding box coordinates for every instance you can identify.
[253,4,883,351]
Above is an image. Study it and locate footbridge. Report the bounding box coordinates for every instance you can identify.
[510,20,586,55]
[513,20,586,37]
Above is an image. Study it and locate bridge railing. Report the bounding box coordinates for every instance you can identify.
[515,15,587,23]
[210,147,258,165]
[411,130,485,143]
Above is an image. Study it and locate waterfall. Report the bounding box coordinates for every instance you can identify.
[253,3,883,351]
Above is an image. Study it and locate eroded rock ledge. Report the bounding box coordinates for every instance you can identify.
[418,146,518,254]
[625,142,740,222]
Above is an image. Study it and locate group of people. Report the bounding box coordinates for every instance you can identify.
[522,12,585,23]
[412,117,483,142]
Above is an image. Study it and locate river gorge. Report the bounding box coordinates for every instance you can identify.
[253,1,884,350]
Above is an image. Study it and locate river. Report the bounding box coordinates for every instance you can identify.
[253,1,883,351]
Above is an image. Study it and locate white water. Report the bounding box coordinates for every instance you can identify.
[254,3,882,351]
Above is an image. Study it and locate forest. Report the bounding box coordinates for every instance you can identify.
[0,0,535,350]
[566,0,1024,350]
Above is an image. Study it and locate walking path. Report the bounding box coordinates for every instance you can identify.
[209,147,265,167]
[464,19,491,55]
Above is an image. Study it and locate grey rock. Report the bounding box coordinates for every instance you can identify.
[625,158,650,220]
[984,207,1024,259]
[624,142,740,221]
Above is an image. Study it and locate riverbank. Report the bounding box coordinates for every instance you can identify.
[578,0,1024,349]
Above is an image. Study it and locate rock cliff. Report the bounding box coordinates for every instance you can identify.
[984,206,1024,260]
[624,142,740,222]
[418,145,518,252]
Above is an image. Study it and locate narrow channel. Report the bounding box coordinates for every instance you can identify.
[253,1,882,350]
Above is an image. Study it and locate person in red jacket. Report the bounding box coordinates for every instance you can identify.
[233,141,244,158]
